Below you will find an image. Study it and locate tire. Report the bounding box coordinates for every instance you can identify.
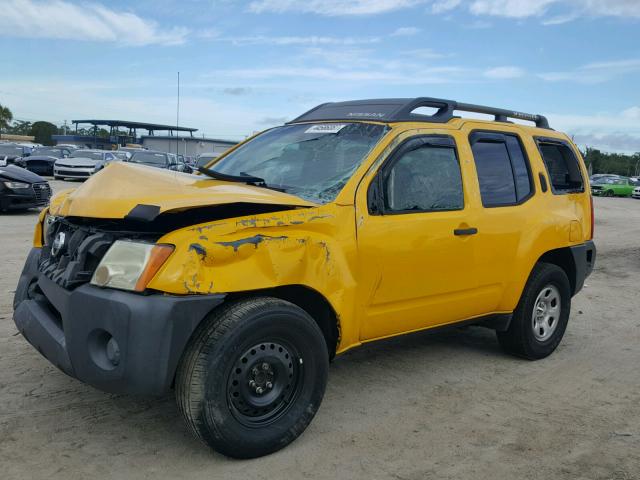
[54,175,62,180]
[175,297,329,459]
[497,263,571,360]
[604,190,614,197]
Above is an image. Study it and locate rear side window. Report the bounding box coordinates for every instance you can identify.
[537,140,584,193]
[470,132,532,207]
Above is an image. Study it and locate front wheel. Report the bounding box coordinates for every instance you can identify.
[175,297,329,459]
[604,190,614,197]
[497,263,571,360]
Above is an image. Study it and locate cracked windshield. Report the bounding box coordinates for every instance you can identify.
[212,122,388,203]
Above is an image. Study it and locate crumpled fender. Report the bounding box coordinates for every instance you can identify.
[148,203,360,351]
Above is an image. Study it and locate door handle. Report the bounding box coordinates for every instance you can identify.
[454,227,478,236]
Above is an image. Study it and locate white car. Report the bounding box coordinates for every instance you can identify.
[632,186,640,199]
[54,150,119,180]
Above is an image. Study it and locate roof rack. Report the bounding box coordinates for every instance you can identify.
[288,97,550,129]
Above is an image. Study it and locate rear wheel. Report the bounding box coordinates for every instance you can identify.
[176,297,328,459]
[497,263,571,360]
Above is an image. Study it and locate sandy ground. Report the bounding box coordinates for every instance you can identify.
[1,179,639,480]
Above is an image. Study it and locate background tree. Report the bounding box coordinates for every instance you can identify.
[582,147,640,176]
[5,120,32,135]
[30,121,59,146]
[0,104,13,136]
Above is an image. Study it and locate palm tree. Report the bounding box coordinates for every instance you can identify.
[0,104,13,137]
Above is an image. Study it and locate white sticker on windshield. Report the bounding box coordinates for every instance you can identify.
[304,124,347,134]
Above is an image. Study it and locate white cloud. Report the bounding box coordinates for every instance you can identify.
[469,0,556,18]
[430,0,462,14]
[539,58,640,84]
[391,27,422,36]
[218,34,380,46]
[571,133,640,154]
[622,106,640,120]
[483,66,525,79]
[251,0,640,23]
[247,0,426,16]
[465,0,640,21]
[205,65,469,84]
[1,0,188,46]
[577,0,640,18]
[400,48,449,59]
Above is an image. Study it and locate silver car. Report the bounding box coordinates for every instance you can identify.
[54,150,119,180]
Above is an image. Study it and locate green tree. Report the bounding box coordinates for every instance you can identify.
[30,121,59,146]
[0,104,13,136]
[6,120,32,135]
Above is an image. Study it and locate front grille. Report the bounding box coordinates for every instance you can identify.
[56,164,92,169]
[55,169,91,177]
[39,221,115,289]
[32,182,52,204]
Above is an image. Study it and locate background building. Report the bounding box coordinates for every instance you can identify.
[140,135,237,157]
[52,120,237,156]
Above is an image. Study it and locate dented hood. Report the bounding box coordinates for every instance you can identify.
[49,161,316,219]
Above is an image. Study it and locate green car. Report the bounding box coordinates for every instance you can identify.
[591,177,636,197]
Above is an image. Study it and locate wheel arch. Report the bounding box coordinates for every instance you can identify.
[226,285,341,359]
[537,247,578,295]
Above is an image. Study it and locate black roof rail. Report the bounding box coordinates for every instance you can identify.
[288,97,550,129]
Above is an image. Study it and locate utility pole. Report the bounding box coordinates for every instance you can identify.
[176,71,180,157]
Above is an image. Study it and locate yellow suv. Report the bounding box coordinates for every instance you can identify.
[14,98,596,458]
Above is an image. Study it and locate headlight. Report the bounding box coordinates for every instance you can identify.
[42,214,57,245]
[4,181,30,189]
[91,240,174,292]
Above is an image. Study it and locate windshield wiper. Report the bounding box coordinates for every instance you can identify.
[198,166,286,192]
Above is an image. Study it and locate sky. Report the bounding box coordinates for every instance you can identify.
[1,0,640,153]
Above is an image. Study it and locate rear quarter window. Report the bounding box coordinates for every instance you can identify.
[536,139,584,194]
[469,132,533,207]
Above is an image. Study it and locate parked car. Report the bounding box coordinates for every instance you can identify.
[14,97,595,459]
[117,147,146,157]
[14,147,71,176]
[0,143,32,165]
[128,150,191,172]
[632,186,640,199]
[195,152,219,169]
[590,176,635,197]
[53,149,120,180]
[55,144,81,151]
[0,164,51,211]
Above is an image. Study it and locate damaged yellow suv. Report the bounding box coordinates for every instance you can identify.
[14,98,596,458]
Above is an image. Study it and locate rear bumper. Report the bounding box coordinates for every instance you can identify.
[569,240,596,295]
[25,164,54,176]
[13,248,226,395]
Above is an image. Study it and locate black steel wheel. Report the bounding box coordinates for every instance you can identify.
[176,297,328,459]
[227,341,301,427]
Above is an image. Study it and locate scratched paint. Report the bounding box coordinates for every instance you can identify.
[147,203,358,351]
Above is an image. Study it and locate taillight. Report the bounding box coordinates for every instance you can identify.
[589,194,594,240]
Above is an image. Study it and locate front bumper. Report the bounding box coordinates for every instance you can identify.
[54,166,94,178]
[0,188,49,210]
[13,248,226,395]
